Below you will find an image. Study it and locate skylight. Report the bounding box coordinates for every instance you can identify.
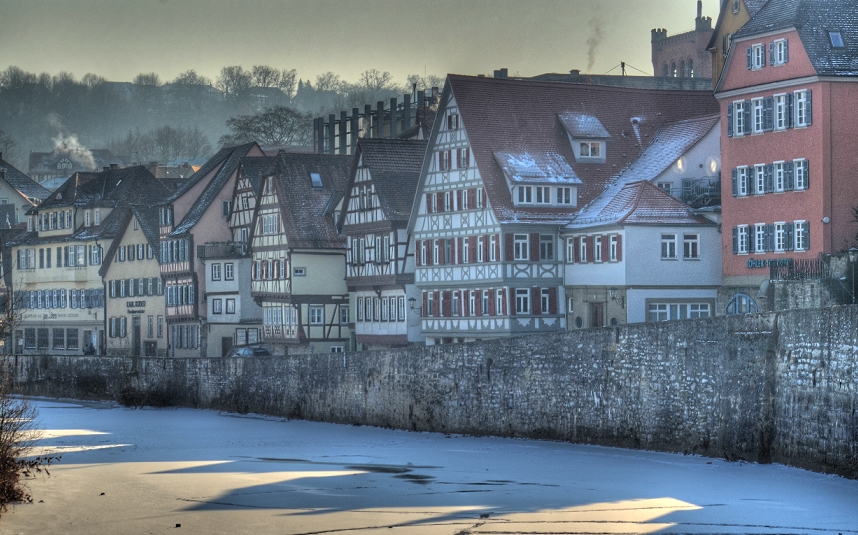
[309,172,322,188]
[829,31,845,48]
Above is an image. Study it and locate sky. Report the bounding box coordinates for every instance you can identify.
[0,0,717,87]
[6,399,858,534]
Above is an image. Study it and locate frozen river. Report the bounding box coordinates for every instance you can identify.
[4,398,858,534]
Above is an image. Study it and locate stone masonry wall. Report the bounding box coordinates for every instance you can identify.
[8,306,858,478]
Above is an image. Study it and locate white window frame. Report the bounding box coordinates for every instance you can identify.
[661,234,677,259]
[515,288,530,314]
[794,159,808,190]
[737,166,749,196]
[751,43,765,70]
[557,187,573,205]
[310,306,324,325]
[513,234,529,261]
[773,39,787,65]
[261,213,278,234]
[794,220,808,251]
[683,234,699,259]
[774,222,787,252]
[737,225,749,254]
[517,186,533,204]
[224,263,234,280]
[755,223,767,253]
[535,186,551,205]
[733,101,746,137]
[773,161,785,192]
[752,98,764,133]
[211,263,221,281]
[609,235,618,261]
[774,94,787,131]
[794,90,809,127]
[755,164,766,195]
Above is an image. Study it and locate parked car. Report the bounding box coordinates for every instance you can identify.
[227,345,272,358]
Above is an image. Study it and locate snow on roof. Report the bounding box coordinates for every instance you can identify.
[493,151,583,185]
[558,112,611,139]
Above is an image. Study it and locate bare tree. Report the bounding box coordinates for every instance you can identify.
[358,69,396,94]
[251,65,281,88]
[314,72,345,94]
[81,73,106,88]
[219,106,312,146]
[216,66,252,100]
[278,69,298,99]
[172,70,211,86]
[0,66,36,88]
[0,130,17,163]
[406,73,445,93]
[109,126,212,164]
[133,72,162,86]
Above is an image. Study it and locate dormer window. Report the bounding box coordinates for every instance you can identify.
[94,209,100,225]
[85,210,91,227]
[27,216,33,232]
[309,172,322,188]
[829,31,845,48]
[732,0,740,13]
[579,142,601,158]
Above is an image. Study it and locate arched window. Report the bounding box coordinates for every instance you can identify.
[688,59,694,78]
[671,62,677,77]
[663,64,670,77]
[726,293,759,315]
[679,60,686,77]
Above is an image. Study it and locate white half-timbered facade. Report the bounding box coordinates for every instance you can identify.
[408,75,720,344]
[250,152,353,353]
[337,138,427,348]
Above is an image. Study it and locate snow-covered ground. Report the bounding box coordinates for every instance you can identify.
[4,398,858,535]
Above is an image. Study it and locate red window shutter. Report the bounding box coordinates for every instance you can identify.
[616,234,623,261]
[505,234,514,261]
[469,236,477,263]
[503,288,508,315]
[456,149,461,168]
[273,260,279,279]
[447,114,453,130]
[442,291,452,317]
[457,237,464,263]
[422,292,428,318]
[433,291,440,317]
[426,194,432,213]
[468,188,476,208]
[532,287,541,315]
[495,233,501,260]
[586,237,594,263]
[415,240,422,266]
[601,235,607,259]
[488,289,496,315]
[464,148,470,168]
[473,291,480,316]
[509,288,515,316]
[436,192,444,212]
[574,237,580,263]
[549,287,557,314]
[438,239,445,265]
[483,235,490,262]
[530,233,540,261]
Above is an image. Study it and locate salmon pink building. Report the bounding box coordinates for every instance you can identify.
[717,0,858,313]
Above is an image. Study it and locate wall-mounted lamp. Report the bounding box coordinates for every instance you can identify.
[407,297,422,313]
[823,216,831,224]
[609,287,625,309]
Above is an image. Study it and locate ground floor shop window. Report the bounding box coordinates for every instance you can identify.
[37,328,49,349]
[647,301,712,322]
[66,328,79,350]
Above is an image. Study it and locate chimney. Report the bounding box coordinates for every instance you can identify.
[103,167,110,172]
[697,0,702,19]
[148,161,159,178]
[493,68,508,79]
[110,163,118,170]
[569,69,581,77]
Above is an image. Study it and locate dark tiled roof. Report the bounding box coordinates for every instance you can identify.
[344,138,428,226]
[28,148,122,174]
[98,204,162,277]
[0,156,50,202]
[165,145,238,203]
[706,0,771,52]
[171,143,259,236]
[566,180,715,229]
[735,0,858,76]
[39,166,170,210]
[237,156,276,195]
[270,153,352,249]
[445,75,719,224]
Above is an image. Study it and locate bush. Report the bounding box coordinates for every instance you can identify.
[0,360,58,516]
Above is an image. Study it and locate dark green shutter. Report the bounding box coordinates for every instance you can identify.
[805,90,813,125]
[746,47,752,69]
[732,227,739,254]
[727,104,734,137]
[785,161,795,190]
[764,164,774,193]
[763,97,774,131]
[731,168,738,196]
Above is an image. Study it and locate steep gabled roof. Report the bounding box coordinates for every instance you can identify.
[28,148,122,174]
[269,153,352,249]
[442,75,719,225]
[339,138,427,229]
[98,204,162,277]
[170,142,259,236]
[0,155,50,202]
[734,0,858,77]
[237,155,277,195]
[707,0,770,51]
[566,180,714,229]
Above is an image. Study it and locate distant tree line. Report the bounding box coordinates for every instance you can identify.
[0,65,444,171]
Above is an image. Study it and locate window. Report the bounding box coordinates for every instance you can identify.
[579,142,601,158]
[540,289,550,314]
[119,246,126,262]
[593,236,602,262]
[513,234,529,261]
[224,263,234,280]
[310,306,324,325]
[794,159,808,190]
[398,297,405,321]
[515,288,530,314]
[458,148,470,168]
[52,328,65,349]
[829,31,844,48]
[755,223,767,253]
[477,236,484,262]
[557,187,573,205]
[736,225,749,254]
[772,38,789,64]
[735,166,749,196]
[773,161,785,192]
[794,221,809,251]
[84,211,91,227]
[489,235,497,261]
[579,237,587,263]
[540,235,554,261]
[754,164,766,195]
[726,293,758,315]
[648,302,712,322]
[661,234,677,259]
[37,328,49,349]
[609,235,618,261]
[309,172,322,188]
[794,90,811,127]
[749,43,765,70]
[212,298,222,314]
[535,186,551,204]
[66,328,78,349]
[211,263,221,281]
[93,209,100,226]
[90,245,102,265]
[732,101,746,136]
[683,234,699,259]
[446,113,459,130]
[439,150,452,171]
[340,305,350,324]
[752,98,764,133]
[381,298,389,321]
[732,0,739,12]
[517,186,532,204]
[774,222,788,252]
[261,213,278,234]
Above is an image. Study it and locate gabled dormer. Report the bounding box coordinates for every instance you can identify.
[493,151,581,208]
[558,112,611,164]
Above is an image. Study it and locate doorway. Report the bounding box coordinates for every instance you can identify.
[590,302,604,328]
[132,317,141,357]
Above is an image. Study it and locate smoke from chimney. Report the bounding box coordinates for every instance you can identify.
[587,17,604,73]
[48,113,97,170]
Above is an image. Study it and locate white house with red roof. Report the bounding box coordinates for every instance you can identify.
[407,75,719,344]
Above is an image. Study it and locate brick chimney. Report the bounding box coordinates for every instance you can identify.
[148,162,159,178]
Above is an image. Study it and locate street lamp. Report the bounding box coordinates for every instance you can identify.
[408,297,421,313]
[609,287,625,309]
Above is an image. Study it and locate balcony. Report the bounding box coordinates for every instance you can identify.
[197,242,248,260]
[681,178,720,208]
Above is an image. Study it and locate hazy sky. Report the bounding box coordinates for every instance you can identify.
[0,0,716,86]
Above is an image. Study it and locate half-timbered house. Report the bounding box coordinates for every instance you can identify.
[250,152,352,353]
[336,138,427,349]
[408,75,719,344]
[157,142,264,357]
